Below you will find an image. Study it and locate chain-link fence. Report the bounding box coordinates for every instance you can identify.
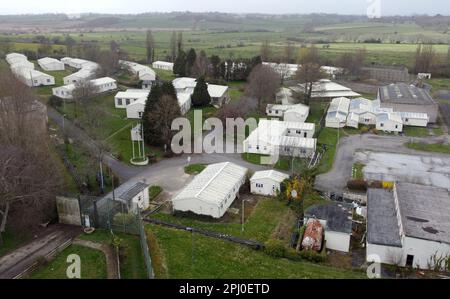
[78,195,154,278]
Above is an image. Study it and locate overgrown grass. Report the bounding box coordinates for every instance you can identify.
[352,163,365,180]
[406,142,450,154]
[146,224,364,279]
[316,128,341,174]
[0,231,30,258]
[184,164,207,175]
[149,186,163,200]
[77,230,147,279]
[29,244,107,279]
[403,126,430,137]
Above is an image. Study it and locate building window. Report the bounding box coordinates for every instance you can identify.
[406,255,414,267]
[117,99,123,106]
[380,123,384,127]
[138,112,143,118]
[126,99,130,105]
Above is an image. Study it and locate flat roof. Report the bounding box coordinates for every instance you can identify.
[395,183,450,244]
[367,188,403,247]
[379,83,436,105]
[305,202,353,234]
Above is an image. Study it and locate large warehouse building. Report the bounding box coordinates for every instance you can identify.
[366,183,450,270]
[377,83,439,123]
[172,162,248,218]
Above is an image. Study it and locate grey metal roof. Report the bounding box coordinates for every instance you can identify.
[395,183,450,244]
[378,83,436,105]
[118,182,149,202]
[305,202,353,234]
[367,188,402,247]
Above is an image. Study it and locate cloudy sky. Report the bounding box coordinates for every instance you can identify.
[0,0,448,16]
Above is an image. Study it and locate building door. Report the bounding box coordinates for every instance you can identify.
[406,255,414,267]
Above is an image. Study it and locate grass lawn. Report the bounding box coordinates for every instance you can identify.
[149,186,163,200]
[403,126,430,137]
[352,163,365,180]
[316,127,341,174]
[306,102,327,127]
[184,164,206,175]
[155,69,176,81]
[77,230,147,279]
[0,231,30,258]
[146,224,364,279]
[29,244,107,279]
[228,81,246,101]
[406,142,450,154]
[153,198,294,242]
[432,127,445,136]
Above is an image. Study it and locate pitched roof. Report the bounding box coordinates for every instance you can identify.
[250,170,289,183]
[173,162,248,206]
[118,182,149,202]
[305,202,354,234]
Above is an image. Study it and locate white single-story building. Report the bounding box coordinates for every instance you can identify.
[13,68,55,87]
[6,53,27,65]
[38,57,65,71]
[243,119,317,160]
[400,112,429,127]
[90,77,117,93]
[117,182,150,214]
[305,202,353,253]
[294,79,361,99]
[325,97,351,128]
[266,103,310,123]
[115,89,150,108]
[376,112,403,133]
[52,84,76,99]
[367,183,450,270]
[63,69,95,85]
[119,60,156,89]
[172,77,229,108]
[172,162,248,218]
[152,61,174,71]
[250,170,289,196]
[125,91,191,119]
[10,60,35,71]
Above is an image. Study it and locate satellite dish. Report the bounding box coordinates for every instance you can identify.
[291,190,298,198]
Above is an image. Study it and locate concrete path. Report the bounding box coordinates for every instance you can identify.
[72,239,119,279]
[0,224,82,279]
[315,134,450,194]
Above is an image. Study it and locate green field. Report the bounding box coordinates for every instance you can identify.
[316,127,341,174]
[29,244,107,279]
[147,225,364,279]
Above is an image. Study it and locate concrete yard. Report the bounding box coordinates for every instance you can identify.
[355,151,450,190]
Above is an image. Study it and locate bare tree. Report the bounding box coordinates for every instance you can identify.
[295,45,326,106]
[337,48,366,77]
[285,41,295,63]
[260,39,272,62]
[72,81,99,120]
[192,50,210,78]
[246,64,281,112]
[414,44,436,73]
[146,30,155,64]
[0,73,62,245]
[170,31,177,62]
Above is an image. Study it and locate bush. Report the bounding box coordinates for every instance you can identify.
[285,248,303,262]
[264,239,286,258]
[360,126,369,134]
[48,95,62,108]
[347,179,368,191]
[113,213,136,225]
[299,250,327,263]
[369,181,383,189]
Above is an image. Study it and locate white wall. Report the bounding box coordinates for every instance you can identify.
[403,118,428,127]
[129,187,150,213]
[126,103,145,119]
[367,238,450,270]
[325,231,351,253]
[325,117,344,128]
[250,178,281,196]
[284,111,308,123]
[376,120,403,132]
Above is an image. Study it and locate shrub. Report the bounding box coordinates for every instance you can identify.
[299,250,327,263]
[285,248,303,262]
[369,181,383,189]
[382,181,394,189]
[347,179,368,191]
[264,239,286,258]
[360,126,369,134]
[48,95,62,108]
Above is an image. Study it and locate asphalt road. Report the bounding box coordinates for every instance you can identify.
[314,134,450,194]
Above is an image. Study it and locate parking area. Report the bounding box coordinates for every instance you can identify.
[355,151,450,190]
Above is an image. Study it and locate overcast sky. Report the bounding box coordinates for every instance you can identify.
[0,0,449,16]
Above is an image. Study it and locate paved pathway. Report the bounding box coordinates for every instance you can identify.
[315,134,450,194]
[72,239,119,279]
[0,224,82,279]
